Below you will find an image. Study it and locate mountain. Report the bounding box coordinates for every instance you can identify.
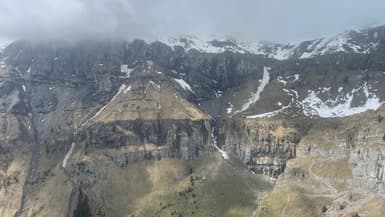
[0,25,385,217]
[158,25,384,60]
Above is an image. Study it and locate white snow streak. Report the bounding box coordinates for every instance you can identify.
[238,66,270,113]
[211,129,229,160]
[120,64,134,78]
[62,142,75,168]
[124,85,131,94]
[246,104,291,119]
[226,102,234,114]
[278,74,299,85]
[82,84,127,126]
[173,78,194,93]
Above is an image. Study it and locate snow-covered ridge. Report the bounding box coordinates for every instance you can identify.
[298,30,378,59]
[156,26,382,60]
[159,35,295,60]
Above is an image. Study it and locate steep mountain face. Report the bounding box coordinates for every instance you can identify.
[0,25,385,217]
[160,25,385,60]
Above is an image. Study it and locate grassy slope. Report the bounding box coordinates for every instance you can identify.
[87,153,272,217]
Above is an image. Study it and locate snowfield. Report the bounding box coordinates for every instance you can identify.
[301,83,383,118]
[155,28,377,60]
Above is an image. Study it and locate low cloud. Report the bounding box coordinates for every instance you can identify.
[0,0,385,42]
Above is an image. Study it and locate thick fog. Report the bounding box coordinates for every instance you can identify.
[1,0,385,42]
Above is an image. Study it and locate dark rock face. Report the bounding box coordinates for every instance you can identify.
[218,119,299,178]
[81,119,211,164]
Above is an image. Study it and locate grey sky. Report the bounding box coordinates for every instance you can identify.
[0,0,385,43]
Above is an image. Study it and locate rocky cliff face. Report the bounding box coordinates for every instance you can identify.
[1,25,385,217]
[81,119,211,163]
[218,119,300,178]
[254,107,385,217]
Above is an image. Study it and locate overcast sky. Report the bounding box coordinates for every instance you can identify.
[1,0,385,43]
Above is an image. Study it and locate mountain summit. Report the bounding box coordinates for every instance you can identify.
[156,25,385,60]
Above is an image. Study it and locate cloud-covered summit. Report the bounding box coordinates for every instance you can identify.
[1,0,385,42]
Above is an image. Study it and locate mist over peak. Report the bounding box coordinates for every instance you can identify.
[1,0,385,42]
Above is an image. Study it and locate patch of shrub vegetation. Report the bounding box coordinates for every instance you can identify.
[73,190,92,217]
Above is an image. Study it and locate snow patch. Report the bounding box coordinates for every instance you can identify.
[149,81,160,89]
[124,85,131,94]
[277,76,288,85]
[173,78,194,93]
[246,103,291,118]
[293,74,299,81]
[120,64,134,78]
[226,102,234,114]
[278,74,299,85]
[215,91,223,98]
[319,87,331,93]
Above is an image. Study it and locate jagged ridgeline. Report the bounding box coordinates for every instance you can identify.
[0,25,385,217]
